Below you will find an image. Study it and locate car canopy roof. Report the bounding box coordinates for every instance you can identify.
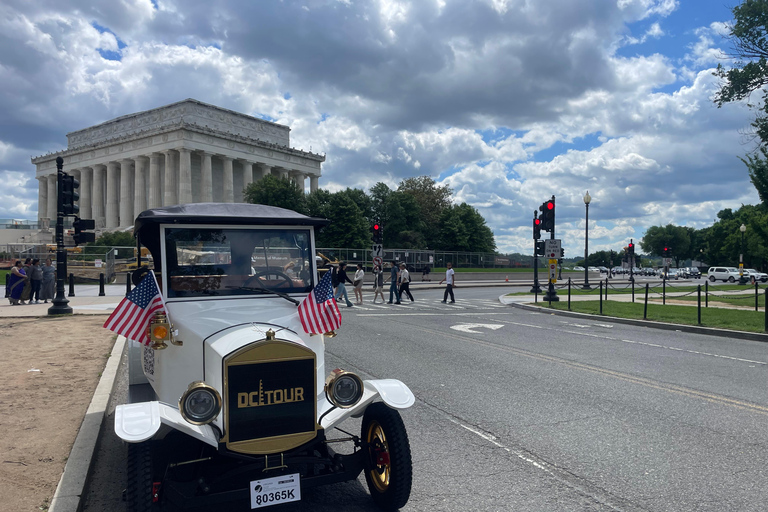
[133,203,330,259]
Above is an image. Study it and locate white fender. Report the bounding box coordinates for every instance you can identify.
[319,379,414,430]
[115,402,219,448]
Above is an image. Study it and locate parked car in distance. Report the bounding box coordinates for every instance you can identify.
[744,268,768,283]
[662,268,679,280]
[707,266,743,283]
[573,266,585,271]
[640,268,656,276]
[588,266,600,272]
[680,267,701,279]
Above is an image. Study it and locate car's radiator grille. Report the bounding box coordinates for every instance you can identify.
[227,359,315,442]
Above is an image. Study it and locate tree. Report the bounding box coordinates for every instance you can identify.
[244,175,307,214]
[714,0,768,201]
[398,176,452,247]
[90,231,135,247]
[640,225,691,267]
[315,193,371,249]
[382,192,424,248]
[454,203,496,253]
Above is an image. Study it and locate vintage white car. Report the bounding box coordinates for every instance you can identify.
[114,203,414,511]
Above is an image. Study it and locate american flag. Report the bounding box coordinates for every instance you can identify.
[103,271,167,345]
[298,270,341,335]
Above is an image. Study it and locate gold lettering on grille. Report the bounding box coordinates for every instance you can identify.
[237,380,306,408]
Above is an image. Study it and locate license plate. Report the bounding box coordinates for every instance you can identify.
[250,473,301,509]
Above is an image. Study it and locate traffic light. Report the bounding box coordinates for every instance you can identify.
[560,248,565,258]
[533,217,542,240]
[539,198,555,232]
[663,246,669,257]
[60,173,80,216]
[73,217,96,245]
[535,240,546,257]
[628,242,634,257]
[372,222,382,244]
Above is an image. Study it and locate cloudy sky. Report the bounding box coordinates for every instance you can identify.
[0,0,758,255]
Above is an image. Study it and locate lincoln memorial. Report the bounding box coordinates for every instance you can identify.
[31,99,325,229]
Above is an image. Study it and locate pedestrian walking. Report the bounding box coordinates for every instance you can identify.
[388,261,401,304]
[29,258,43,303]
[334,262,354,307]
[439,262,455,303]
[6,260,26,305]
[398,263,414,301]
[372,265,385,303]
[41,257,56,303]
[353,263,365,305]
[19,258,32,304]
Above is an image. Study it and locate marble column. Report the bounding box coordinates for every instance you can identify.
[257,164,271,181]
[148,154,162,209]
[163,150,177,206]
[80,167,93,220]
[293,172,306,193]
[222,156,234,203]
[134,157,148,216]
[106,162,120,228]
[178,148,192,204]
[46,175,57,223]
[93,164,106,228]
[201,152,213,202]
[242,161,254,199]
[279,168,290,180]
[310,175,319,193]
[37,177,47,222]
[119,159,134,227]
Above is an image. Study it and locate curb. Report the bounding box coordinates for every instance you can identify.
[502,298,768,343]
[48,335,127,512]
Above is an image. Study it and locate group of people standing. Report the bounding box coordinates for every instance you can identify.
[333,260,453,305]
[6,257,56,305]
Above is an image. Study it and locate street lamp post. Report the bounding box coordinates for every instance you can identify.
[583,191,591,290]
[739,223,747,285]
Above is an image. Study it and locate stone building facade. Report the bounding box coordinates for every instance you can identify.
[31,99,325,229]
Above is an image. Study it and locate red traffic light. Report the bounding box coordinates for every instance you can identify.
[534,219,541,225]
[628,243,633,249]
[546,201,554,210]
[663,246,668,253]
[373,224,380,231]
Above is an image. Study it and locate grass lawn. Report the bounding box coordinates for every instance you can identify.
[537,300,767,333]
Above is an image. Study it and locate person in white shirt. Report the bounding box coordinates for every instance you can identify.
[398,263,414,301]
[439,262,455,303]
[353,263,365,305]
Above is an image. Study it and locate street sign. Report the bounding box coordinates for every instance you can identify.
[373,256,383,268]
[371,244,383,259]
[549,258,557,283]
[545,239,561,259]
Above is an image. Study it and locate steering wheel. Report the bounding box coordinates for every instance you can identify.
[244,270,294,289]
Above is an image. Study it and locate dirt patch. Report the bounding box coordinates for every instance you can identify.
[0,315,115,511]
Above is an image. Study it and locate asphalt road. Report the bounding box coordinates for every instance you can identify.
[83,285,768,511]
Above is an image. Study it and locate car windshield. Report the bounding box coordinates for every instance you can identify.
[163,226,314,298]
[727,268,739,272]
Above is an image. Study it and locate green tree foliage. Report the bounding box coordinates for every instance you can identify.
[382,192,425,248]
[714,0,768,201]
[244,175,307,214]
[640,224,691,267]
[699,204,768,268]
[90,231,135,247]
[397,176,452,247]
[315,193,371,249]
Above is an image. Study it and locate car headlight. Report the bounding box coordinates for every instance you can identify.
[325,369,364,408]
[179,382,221,425]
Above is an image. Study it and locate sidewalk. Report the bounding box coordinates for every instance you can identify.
[0,284,124,318]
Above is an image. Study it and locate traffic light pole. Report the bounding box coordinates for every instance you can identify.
[543,196,559,302]
[49,157,72,315]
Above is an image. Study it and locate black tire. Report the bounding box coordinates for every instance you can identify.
[126,441,161,511]
[728,276,735,283]
[362,403,413,511]
[709,276,715,282]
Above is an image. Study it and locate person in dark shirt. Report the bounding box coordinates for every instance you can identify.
[334,262,354,307]
[388,261,401,304]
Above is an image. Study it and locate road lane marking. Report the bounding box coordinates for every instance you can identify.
[450,323,504,334]
[408,324,768,415]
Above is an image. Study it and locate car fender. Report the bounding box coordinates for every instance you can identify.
[319,379,415,430]
[115,401,219,448]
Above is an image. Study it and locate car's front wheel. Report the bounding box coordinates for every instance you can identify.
[728,276,735,283]
[126,441,161,511]
[362,403,413,511]
[709,276,715,282]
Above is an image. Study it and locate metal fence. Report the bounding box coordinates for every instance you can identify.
[317,248,524,270]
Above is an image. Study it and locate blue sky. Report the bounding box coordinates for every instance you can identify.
[0,0,759,256]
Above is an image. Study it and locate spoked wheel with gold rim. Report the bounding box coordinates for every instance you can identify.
[362,402,412,510]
